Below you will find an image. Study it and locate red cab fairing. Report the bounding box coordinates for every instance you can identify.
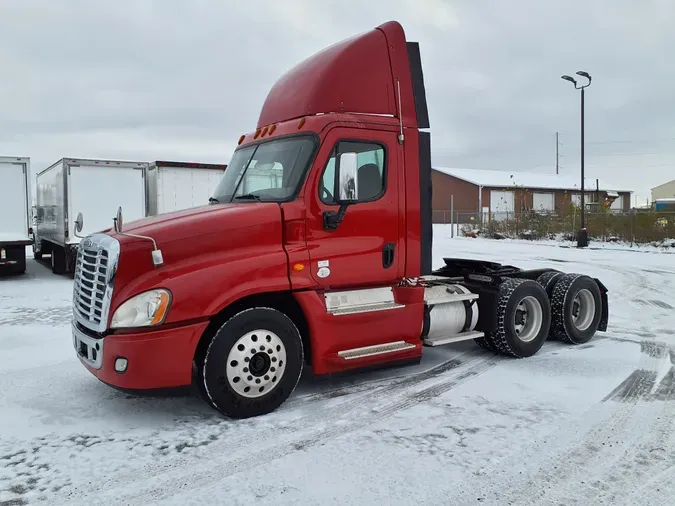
[257,21,422,131]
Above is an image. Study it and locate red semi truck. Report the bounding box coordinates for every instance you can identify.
[71,21,608,419]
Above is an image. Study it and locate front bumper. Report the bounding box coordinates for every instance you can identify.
[73,321,210,390]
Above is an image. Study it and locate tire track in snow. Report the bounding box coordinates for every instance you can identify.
[56,352,496,504]
[484,339,675,506]
[62,331,625,505]
[80,356,499,505]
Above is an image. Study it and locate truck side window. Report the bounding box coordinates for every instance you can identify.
[319,141,386,204]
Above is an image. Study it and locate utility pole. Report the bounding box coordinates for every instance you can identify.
[555,132,559,174]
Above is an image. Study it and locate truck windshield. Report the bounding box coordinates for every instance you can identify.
[212,135,317,203]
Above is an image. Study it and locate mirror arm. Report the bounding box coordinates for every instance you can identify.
[322,203,350,231]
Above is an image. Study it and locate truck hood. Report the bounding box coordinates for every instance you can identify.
[109,203,280,247]
[105,201,288,323]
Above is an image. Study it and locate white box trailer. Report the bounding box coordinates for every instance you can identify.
[34,158,148,275]
[0,156,32,275]
[145,160,227,216]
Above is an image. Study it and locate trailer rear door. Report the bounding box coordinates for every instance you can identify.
[68,164,145,242]
[156,167,225,214]
[0,161,30,243]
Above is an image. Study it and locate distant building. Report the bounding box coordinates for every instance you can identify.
[651,179,675,202]
[432,168,632,223]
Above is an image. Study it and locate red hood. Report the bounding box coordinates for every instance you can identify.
[106,201,288,325]
[108,203,278,247]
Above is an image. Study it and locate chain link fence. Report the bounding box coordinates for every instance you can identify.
[434,208,675,245]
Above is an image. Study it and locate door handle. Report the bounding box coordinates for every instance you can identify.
[382,242,395,269]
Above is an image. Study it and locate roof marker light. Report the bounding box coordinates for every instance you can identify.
[261,126,269,136]
[238,135,245,145]
[298,117,306,129]
[254,129,261,139]
[269,124,277,135]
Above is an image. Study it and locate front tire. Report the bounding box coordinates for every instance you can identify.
[481,278,551,358]
[32,241,42,260]
[202,307,304,419]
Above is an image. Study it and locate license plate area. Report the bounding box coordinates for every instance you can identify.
[72,324,104,369]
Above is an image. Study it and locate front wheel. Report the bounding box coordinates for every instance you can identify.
[201,307,304,419]
[32,242,42,260]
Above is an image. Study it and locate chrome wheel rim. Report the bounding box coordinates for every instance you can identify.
[514,296,543,343]
[226,330,287,398]
[572,289,595,331]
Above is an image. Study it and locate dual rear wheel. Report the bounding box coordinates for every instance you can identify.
[475,273,602,358]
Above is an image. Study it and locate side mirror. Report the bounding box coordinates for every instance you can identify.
[114,206,123,233]
[323,152,359,231]
[74,212,84,238]
[337,152,359,202]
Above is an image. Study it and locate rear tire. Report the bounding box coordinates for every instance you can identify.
[550,273,602,344]
[536,270,562,298]
[201,307,304,419]
[474,335,501,353]
[481,278,551,358]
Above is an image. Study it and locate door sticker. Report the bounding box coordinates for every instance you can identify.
[317,260,330,278]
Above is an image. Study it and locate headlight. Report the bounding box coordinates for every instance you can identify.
[110,289,171,329]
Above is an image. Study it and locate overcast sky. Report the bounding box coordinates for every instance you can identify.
[1,0,674,205]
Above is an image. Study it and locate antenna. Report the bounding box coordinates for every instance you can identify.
[396,79,404,144]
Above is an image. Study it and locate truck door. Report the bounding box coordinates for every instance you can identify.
[304,128,401,287]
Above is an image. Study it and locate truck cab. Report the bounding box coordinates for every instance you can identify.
[71,21,608,419]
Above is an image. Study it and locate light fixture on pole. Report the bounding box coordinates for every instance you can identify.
[561,71,592,248]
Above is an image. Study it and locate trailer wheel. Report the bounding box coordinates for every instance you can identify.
[481,278,551,358]
[201,307,304,419]
[550,274,602,344]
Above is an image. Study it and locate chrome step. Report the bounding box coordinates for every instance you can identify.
[423,330,485,347]
[325,287,405,316]
[338,340,416,360]
[330,301,405,316]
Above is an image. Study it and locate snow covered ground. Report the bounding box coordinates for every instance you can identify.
[1,228,674,506]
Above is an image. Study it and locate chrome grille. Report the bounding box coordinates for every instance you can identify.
[72,234,120,333]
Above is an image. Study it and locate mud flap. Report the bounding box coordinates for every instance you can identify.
[594,277,609,332]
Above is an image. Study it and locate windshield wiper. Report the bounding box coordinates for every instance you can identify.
[233,194,262,202]
[208,197,219,204]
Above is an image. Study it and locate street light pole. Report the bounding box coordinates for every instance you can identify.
[580,85,585,236]
[561,71,592,247]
